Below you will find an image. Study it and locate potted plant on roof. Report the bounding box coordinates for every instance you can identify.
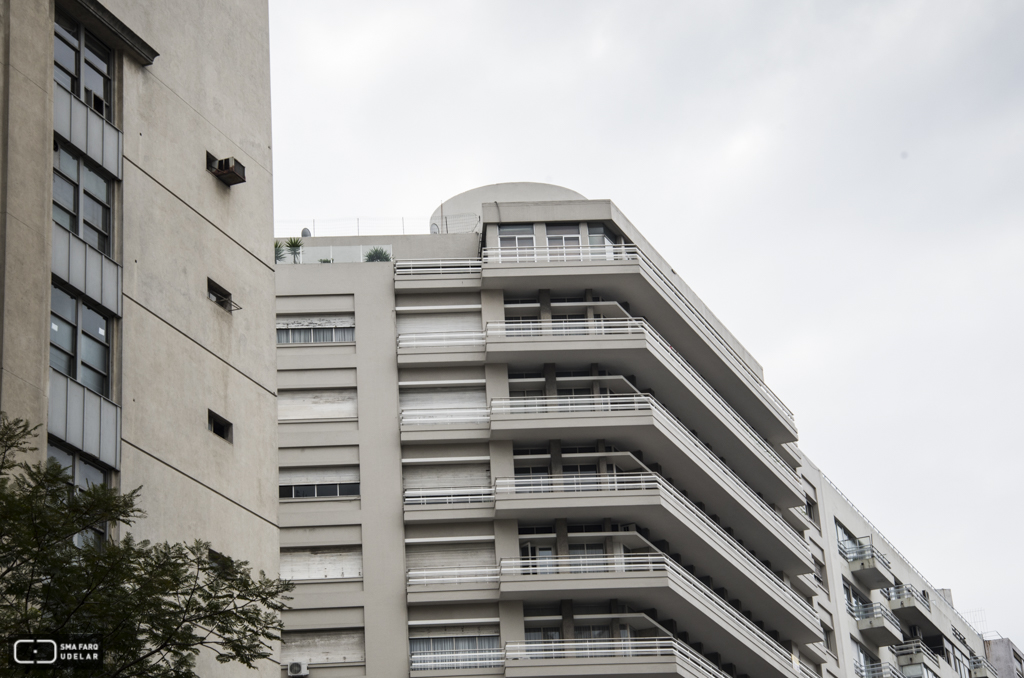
[285,237,303,263]
[364,246,391,262]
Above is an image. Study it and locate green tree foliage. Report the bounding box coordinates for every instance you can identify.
[363,246,391,262]
[0,413,293,677]
[274,240,286,263]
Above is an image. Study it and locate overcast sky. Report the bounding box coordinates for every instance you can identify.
[268,0,1024,641]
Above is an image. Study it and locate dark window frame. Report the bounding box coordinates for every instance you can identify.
[50,282,112,397]
[54,11,113,122]
[53,141,114,256]
[47,440,109,546]
[208,410,233,442]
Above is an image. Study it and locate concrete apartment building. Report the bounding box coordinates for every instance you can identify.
[274,182,1012,678]
[0,1,279,675]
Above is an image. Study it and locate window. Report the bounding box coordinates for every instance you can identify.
[587,224,615,246]
[851,639,880,675]
[843,579,871,613]
[498,224,535,248]
[279,466,359,499]
[546,224,582,247]
[821,623,835,653]
[836,519,858,546]
[207,279,239,312]
[813,558,829,592]
[50,283,111,396]
[53,142,113,255]
[48,443,108,546]
[208,410,232,442]
[277,314,355,344]
[409,634,501,670]
[804,495,819,526]
[54,11,113,121]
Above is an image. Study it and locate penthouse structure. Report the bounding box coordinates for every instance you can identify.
[274,183,1000,678]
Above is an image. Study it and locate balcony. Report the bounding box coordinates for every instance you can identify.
[410,646,502,672]
[481,244,797,442]
[891,640,941,674]
[855,663,905,678]
[394,244,797,444]
[840,538,895,589]
[883,586,938,633]
[847,603,903,646]
[406,472,819,645]
[970,656,999,678]
[505,637,741,678]
[398,317,801,473]
[487,395,806,544]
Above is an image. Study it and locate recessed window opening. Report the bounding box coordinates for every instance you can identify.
[207,278,241,312]
[208,410,232,442]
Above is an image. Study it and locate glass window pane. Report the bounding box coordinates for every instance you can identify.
[276,329,290,344]
[336,327,354,342]
[311,328,333,342]
[546,224,580,236]
[293,485,315,498]
[77,458,105,489]
[53,173,76,212]
[50,314,75,352]
[80,364,106,395]
[81,334,108,373]
[83,194,107,231]
[279,485,292,498]
[53,204,74,232]
[292,329,311,343]
[82,165,109,203]
[49,345,73,375]
[338,483,360,496]
[81,306,107,342]
[84,36,109,75]
[82,63,107,104]
[55,147,78,179]
[47,445,74,474]
[53,66,73,91]
[82,224,108,254]
[51,286,76,322]
[54,36,77,76]
[55,12,79,45]
[316,484,338,497]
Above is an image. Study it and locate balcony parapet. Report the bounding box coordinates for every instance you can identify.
[406,472,813,619]
[395,258,482,276]
[400,407,490,426]
[840,538,895,589]
[491,393,802,507]
[855,662,905,678]
[970,656,999,678]
[847,603,903,646]
[505,637,733,678]
[479,244,796,430]
[883,585,930,611]
[891,640,940,670]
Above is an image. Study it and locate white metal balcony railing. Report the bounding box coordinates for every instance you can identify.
[491,392,799,491]
[409,647,503,671]
[971,656,999,676]
[846,602,902,629]
[883,585,931,612]
[839,539,893,570]
[800,664,822,678]
[855,662,905,678]
[399,407,490,425]
[891,640,940,667]
[395,258,482,275]
[505,637,731,678]
[407,473,813,616]
[393,244,795,427]
[399,316,799,487]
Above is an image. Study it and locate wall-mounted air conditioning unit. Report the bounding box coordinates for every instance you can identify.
[286,660,309,677]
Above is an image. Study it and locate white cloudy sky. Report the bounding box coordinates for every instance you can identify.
[268,1,1024,641]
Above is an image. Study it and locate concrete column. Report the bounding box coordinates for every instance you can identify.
[560,600,575,640]
[490,439,513,481]
[495,518,521,561]
[550,440,562,475]
[543,363,557,396]
[499,600,526,645]
[555,519,569,556]
[485,362,510,402]
[539,289,552,320]
[481,288,505,327]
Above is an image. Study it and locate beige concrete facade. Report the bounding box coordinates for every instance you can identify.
[274,183,1007,678]
[0,1,279,676]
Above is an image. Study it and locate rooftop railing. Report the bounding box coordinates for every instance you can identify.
[891,640,940,668]
[839,538,892,570]
[855,662,905,678]
[847,602,902,629]
[883,585,931,612]
[494,472,813,615]
[479,244,795,427]
[505,637,731,678]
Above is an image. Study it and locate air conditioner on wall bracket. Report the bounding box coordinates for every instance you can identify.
[286,661,309,677]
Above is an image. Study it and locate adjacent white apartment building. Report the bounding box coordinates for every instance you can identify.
[274,183,1008,678]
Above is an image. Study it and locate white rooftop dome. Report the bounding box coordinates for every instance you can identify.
[430,182,587,233]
